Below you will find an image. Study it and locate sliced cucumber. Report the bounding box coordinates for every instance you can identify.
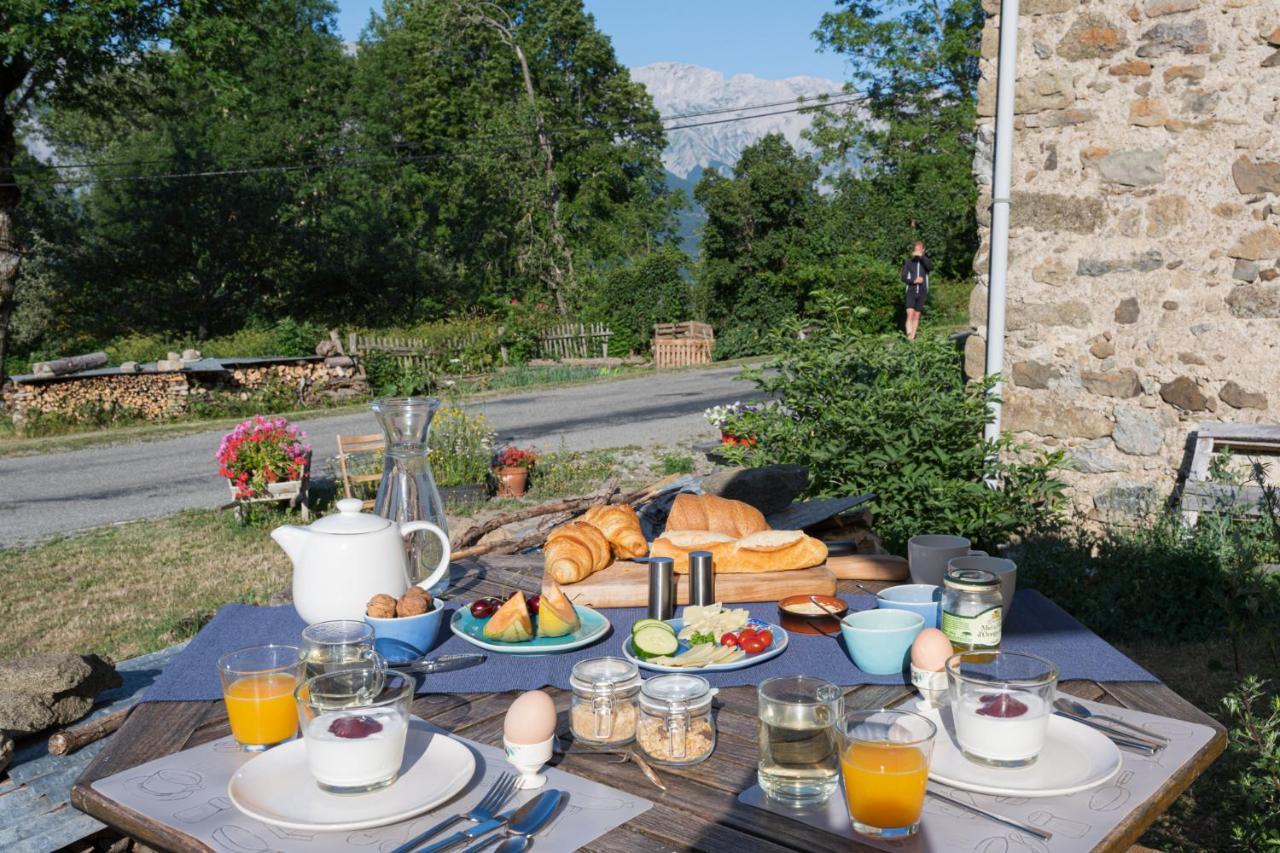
[632,625,679,659]
[631,618,675,637]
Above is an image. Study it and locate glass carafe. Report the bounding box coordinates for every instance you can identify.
[371,397,449,590]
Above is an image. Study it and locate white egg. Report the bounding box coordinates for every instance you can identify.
[910,628,955,673]
[503,690,557,745]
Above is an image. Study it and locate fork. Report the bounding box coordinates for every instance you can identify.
[390,773,517,853]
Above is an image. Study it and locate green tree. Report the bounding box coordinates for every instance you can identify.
[583,245,690,355]
[808,0,984,278]
[694,133,820,357]
[0,0,175,383]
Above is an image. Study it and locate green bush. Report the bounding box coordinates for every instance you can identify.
[718,290,1065,552]
[584,246,691,356]
[1221,677,1280,849]
[429,407,496,487]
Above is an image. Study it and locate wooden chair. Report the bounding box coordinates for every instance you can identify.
[336,433,385,509]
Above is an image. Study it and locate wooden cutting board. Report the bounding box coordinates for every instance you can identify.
[563,561,837,608]
[824,554,909,582]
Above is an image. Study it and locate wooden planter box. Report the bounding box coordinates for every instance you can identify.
[225,451,312,520]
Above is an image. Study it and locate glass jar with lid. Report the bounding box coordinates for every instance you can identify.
[637,673,716,766]
[942,567,1002,651]
[569,657,641,746]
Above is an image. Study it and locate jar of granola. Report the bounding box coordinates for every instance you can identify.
[569,657,641,746]
[637,674,716,766]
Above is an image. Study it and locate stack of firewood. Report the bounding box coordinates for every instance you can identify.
[6,374,187,423]
[228,362,330,390]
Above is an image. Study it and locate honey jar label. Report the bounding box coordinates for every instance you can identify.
[942,606,1002,648]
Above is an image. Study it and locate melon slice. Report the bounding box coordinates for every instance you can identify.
[483,592,533,642]
[537,579,581,638]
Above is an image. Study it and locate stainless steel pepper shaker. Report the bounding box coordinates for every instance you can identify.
[648,556,675,620]
[689,551,715,606]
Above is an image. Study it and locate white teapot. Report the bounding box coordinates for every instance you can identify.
[271,498,451,624]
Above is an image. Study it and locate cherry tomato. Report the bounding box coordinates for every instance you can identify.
[737,628,757,643]
[755,629,774,647]
[527,594,541,615]
[741,636,767,654]
[469,599,494,618]
[720,632,739,648]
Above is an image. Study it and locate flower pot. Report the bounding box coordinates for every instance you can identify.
[493,466,530,498]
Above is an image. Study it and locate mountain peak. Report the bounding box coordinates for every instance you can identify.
[632,62,842,178]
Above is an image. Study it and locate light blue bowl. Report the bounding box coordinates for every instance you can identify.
[876,584,942,629]
[841,609,925,675]
[366,598,446,663]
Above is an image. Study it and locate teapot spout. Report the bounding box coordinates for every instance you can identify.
[270,524,310,565]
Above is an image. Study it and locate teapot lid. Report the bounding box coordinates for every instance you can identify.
[307,498,394,534]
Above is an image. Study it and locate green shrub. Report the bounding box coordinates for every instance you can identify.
[1221,677,1280,849]
[718,290,1065,552]
[661,454,695,475]
[105,333,175,365]
[429,407,496,487]
[584,246,691,355]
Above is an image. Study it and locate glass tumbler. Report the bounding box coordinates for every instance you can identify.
[757,675,843,806]
[839,709,937,839]
[217,644,302,751]
[946,650,1059,768]
[300,620,385,695]
[296,668,413,794]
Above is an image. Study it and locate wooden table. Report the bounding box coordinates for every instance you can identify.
[72,557,1226,852]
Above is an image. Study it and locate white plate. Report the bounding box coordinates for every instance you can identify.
[921,705,1122,797]
[622,617,789,673]
[228,720,476,831]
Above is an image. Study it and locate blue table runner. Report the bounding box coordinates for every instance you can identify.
[142,590,1155,702]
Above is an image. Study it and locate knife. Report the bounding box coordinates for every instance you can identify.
[1052,711,1160,754]
[398,654,487,675]
[460,790,563,853]
[418,794,547,853]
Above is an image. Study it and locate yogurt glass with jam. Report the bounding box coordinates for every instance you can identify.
[945,650,1058,768]
[295,667,413,794]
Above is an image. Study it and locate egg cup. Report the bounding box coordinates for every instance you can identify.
[503,735,553,789]
[910,664,949,710]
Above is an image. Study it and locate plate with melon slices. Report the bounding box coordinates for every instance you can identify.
[449,580,611,654]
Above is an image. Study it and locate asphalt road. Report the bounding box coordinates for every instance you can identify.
[0,365,761,546]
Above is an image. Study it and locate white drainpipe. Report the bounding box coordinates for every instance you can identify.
[983,0,1020,483]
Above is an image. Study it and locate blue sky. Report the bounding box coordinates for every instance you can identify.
[333,1,852,82]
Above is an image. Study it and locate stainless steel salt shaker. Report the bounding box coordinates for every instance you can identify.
[689,551,715,606]
[648,556,675,620]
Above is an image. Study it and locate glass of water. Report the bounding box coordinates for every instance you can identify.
[300,620,384,681]
[757,675,843,806]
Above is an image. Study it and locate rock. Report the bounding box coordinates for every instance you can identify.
[964,333,986,381]
[1233,260,1261,281]
[118,361,140,374]
[1113,407,1165,454]
[1228,227,1280,260]
[155,359,183,372]
[1232,156,1280,195]
[1146,195,1189,237]
[1035,109,1098,127]
[1144,0,1198,15]
[1094,482,1159,516]
[1082,369,1142,398]
[1116,297,1141,324]
[1021,0,1078,12]
[1069,446,1126,473]
[1034,41,1053,59]
[1095,150,1165,186]
[1011,192,1105,233]
[1263,269,1280,282]
[702,465,809,515]
[1016,69,1075,113]
[1129,98,1169,126]
[0,654,122,736]
[180,349,201,362]
[1078,250,1164,276]
[1058,14,1129,60]
[1178,351,1206,365]
[1137,19,1210,57]
[1181,90,1219,116]
[1090,335,1116,358]
[1219,381,1268,409]
[324,356,355,368]
[1004,395,1112,439]
[1032,257,1072,286]
[1110,60,1153,76]
[1007,301,1093,330]
[1160,376,1209,410]
[1163,64,1206,83]
[1268,25,1280,46]
[969,284,989,327]
[1163,300,1180,310]
[1263,50,1280,68]
[1012,361,1060,389]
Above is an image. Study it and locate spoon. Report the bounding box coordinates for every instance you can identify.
[805,597,847,638]
[460,789,564,853]
[1054,698,1169,745]
[854,583,881,598]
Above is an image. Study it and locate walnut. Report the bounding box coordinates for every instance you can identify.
[396,592,431,617]
[367,593,398,619]
[402,586,430,601]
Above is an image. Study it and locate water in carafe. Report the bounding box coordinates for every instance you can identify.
[371,397,449,590]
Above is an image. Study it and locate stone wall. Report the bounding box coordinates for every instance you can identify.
[969,0,1280,515]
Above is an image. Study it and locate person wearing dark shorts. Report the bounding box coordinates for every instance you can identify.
[900,241,933,341]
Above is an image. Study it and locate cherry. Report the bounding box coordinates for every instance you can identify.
[975,694,1029,718]
[527,595,541,615]
[329,715,384,739]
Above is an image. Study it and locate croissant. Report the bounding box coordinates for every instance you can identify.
[666,493,769,538]
[582,503,647,559]
[544,521,613,584]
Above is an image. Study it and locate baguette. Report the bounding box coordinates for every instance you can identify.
[666,493,769,538]
[651,529,827,574]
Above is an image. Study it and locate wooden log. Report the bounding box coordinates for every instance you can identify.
[48,706,132,755]
[31,352,108,377]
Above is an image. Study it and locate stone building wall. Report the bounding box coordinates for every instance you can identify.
[968,0,1280,515]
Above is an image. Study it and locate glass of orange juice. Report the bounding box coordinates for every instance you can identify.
[839,708,937,839]
[217,645,302,751]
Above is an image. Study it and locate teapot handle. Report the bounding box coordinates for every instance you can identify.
[400,521,451,592]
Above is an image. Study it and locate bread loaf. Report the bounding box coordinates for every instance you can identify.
[582,503,647,558]
[666,493,769,538]
[544,522,612,584]
[651,529,827,574]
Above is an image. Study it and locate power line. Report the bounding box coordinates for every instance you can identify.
[15,90,863,179]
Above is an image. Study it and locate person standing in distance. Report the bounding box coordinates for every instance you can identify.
[900,241,932,341]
